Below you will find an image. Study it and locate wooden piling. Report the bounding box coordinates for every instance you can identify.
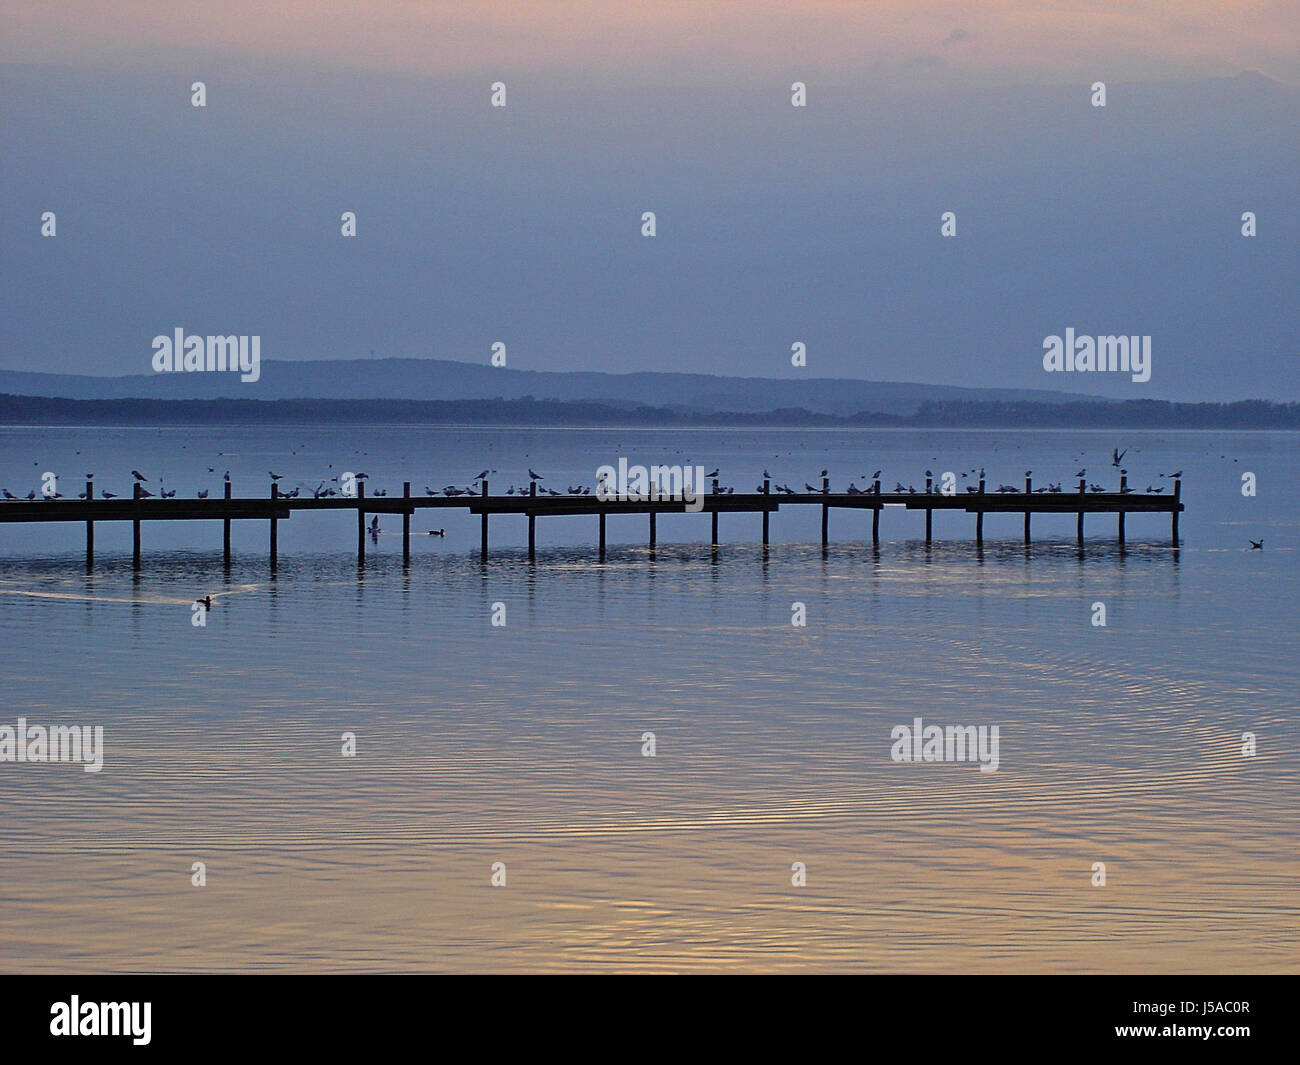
[480,480,489,561]
[821,476,829,549]
[1118,475,1127,546]
[85,479,94,569]
[223,481,232,566]
[1024,475,1032,543]
[872,479,881,546]
[528,482,536,561]
[761,478,770,547]
[1077,478,1086,545]
[975,478,985,547]
[269,482,278,569]
[356,479,366,565]
[598,511,606,559]
[132,482,141,570]
[1172,479,1181,545]
[402,482,411,567]
[649,511,656,549]
[925,476,932,543]
[711,478,719,546]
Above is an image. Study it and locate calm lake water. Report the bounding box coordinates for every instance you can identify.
[0,425,1295,972]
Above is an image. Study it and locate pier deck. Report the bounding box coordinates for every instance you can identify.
[0,476,1184,568]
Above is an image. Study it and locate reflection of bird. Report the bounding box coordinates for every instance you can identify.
[1249,539,1263,550]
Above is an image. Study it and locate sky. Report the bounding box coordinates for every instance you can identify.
[1,2,1296,400]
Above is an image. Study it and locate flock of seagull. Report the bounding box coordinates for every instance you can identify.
[1,448,1265,549]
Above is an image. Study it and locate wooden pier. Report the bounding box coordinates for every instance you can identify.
[0,477,1184,569]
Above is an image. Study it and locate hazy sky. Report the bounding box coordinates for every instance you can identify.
[2,2,1296,400]
[5,1,1299,84]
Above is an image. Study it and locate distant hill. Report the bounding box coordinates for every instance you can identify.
[0,393,1294,429]
[0,359,1114,417]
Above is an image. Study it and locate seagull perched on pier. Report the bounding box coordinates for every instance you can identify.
[138,488,155,498]
[101,490,117,499]
[269,472,283,481]
[1160,470,1183,479]
[1,489,14,500]
[1075,468,1086,478]
[197,489,209,498]
[528,469,544,481]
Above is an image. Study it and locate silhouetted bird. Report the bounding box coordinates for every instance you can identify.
[131,470,147,481]
[1249,539,1263,550]
[197,489,209,499]
[196,596,212,610]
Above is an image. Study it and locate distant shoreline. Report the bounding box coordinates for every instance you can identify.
[1,394,1298,430]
